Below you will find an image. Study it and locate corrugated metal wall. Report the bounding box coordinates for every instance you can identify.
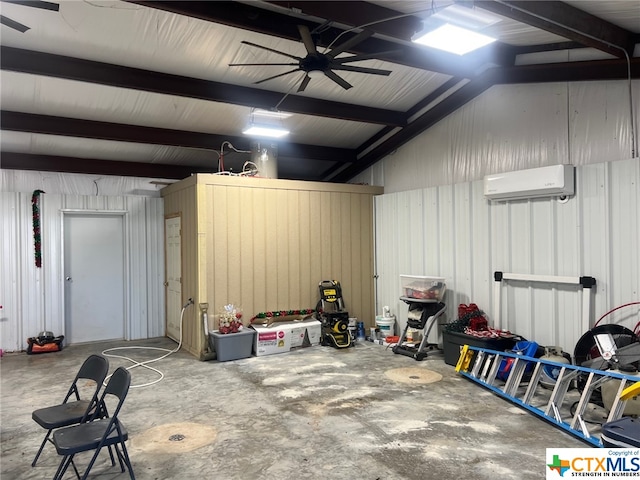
[0,192,37,352]
[0,190,165,352]
[352,81,639,190]
[375,157,640,356]
[162,175,382,359]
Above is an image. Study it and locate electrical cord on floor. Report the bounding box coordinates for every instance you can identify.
[101,299,193,388]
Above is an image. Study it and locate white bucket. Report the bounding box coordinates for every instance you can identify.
[375,315,395,338]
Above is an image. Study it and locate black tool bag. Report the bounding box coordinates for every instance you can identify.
[27,332,64,355]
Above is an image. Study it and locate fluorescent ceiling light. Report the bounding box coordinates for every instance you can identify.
[253,109,293,119]
[242,124,290,138]
[412,23,497,55]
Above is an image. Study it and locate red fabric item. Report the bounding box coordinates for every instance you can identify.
[458,303,479,318]
[469,316,488,331]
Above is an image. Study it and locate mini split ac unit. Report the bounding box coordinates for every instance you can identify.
[483,164,575,201]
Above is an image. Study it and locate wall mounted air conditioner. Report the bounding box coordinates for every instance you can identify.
[483,164,575,201]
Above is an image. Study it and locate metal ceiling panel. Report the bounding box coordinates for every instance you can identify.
[1,130,215,166]
[0,1,448,110]
[0,70,384,148]
[0,0,638,182]
[566,0,640,32]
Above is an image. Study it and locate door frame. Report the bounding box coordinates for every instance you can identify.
[61,210,129,341]
[164,213,182,340]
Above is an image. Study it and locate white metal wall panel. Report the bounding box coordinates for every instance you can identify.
[0,180,165,352]
[375,157,640,357]
[609,161,640,311]
[42,194,64,339]
[145,197,166,338]
[0,193,23,351]
[570,81,636,164]
[0,192,51,351]
[357,81,638,193]
[1,169,173,197]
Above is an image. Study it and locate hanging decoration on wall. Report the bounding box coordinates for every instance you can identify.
[31,189,45,268]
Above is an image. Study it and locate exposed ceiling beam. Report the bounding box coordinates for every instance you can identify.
[352,76,463,159]
[0,14,29,32]
[497,57,640,84]
[333,54,640,181]
[2,1,59,11]
[332,71,496,182]
[1,151,341,182]
[265,1,423,41]
[0,110,358,164]
[512,41,584,55]
[476,1,636,58]
[127,0,492,77]
[0,46,406,127]
[0,152,211,179]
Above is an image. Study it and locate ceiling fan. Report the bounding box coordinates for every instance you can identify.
[0,0,59,33]
[229,25,395,92]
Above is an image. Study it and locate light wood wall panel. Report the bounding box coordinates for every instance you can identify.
[162,175,382,359]
[162,177,200,357]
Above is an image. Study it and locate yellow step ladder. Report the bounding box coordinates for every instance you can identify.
[455,344,640,447]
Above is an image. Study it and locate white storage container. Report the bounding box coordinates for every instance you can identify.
[400,275,446,301]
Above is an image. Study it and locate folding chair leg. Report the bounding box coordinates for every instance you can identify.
[70,457,81,480]
[80,446,107,480]
[32,430,53,466]
[119,442,136,480]
[107,444,116,467]
[53,454,73,480]
[114,445,126,472]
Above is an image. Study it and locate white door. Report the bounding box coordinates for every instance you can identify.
[165,216,182,341]
[64,214,125,344]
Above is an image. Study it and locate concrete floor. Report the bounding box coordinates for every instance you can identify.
[1,337,588,480]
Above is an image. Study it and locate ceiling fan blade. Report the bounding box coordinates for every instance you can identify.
[0,14,29,32]
[324,70,353,90]
[297,75,311,93]
[3,0,59,11]
[297,25,318,56]
[331,64,392,76]
[254,68,302,85]
[335,51,402,64]
[240,41,302,62]
[326,30,374,59]
[229,63,299,67]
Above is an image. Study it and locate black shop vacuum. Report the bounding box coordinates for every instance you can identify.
[316,280,352,349]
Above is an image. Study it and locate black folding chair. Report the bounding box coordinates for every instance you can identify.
[31,354,109,466]
[51,366,134,480]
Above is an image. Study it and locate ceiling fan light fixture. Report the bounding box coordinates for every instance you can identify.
[307,70,324,79]
[412,23,497,55]
[242,124,290,138]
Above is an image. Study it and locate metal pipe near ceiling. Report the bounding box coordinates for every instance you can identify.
[492,0,638,159]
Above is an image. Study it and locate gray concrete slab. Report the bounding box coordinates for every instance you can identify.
[1,337,587,479]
